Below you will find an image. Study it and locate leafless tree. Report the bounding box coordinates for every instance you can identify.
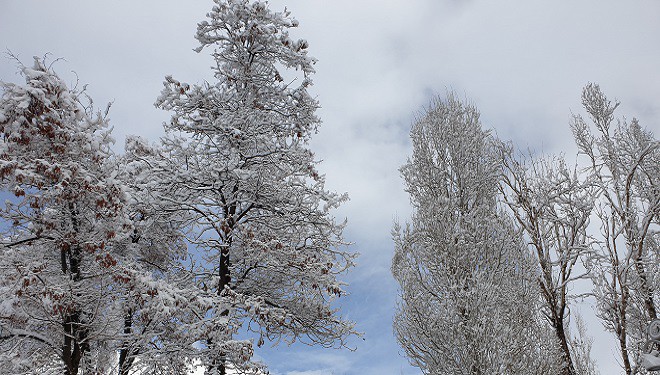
[572,83,659,374]
[499,150,595,375]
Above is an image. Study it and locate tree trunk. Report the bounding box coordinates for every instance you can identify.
[618,324,633,375]
[118,312,136,375]
[118,232,142,375]
[634,248,657,320]
[540,273,576,375]
[205,250,230,375]
[208,202,235,375]
[554,319,576,375]
[217,245,230,375]
[63,311,89,375]
[62,205,89,375]
[62,246,89,375]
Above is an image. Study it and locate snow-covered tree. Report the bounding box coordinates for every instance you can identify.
[0,57,129,374]
[392,94,560,375]
[499,151,595,375]
[571,84,659,374]
[155,0,356,373]
[111,136,193,375]
[569,314,599,375]
[0,58,192,375]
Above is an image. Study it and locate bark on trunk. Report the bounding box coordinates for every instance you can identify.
[62,205,89,375]
[118,312,136,375]
[208,201,235,375]
[554,320,576,375]
[62,248,89,375]
[634,249,657,320]
[539,276,576,375]
[618,324,633,375]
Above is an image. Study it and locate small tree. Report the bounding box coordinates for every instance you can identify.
[571,83,659,374]
[112,135,193,375]
[392,94,559,375]
[155,0,356,373]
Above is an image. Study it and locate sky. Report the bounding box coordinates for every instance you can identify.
[1,1,660,374]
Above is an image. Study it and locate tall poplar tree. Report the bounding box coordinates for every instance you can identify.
[392,94,559,375]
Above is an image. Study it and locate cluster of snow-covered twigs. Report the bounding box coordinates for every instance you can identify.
[0,1,356,374]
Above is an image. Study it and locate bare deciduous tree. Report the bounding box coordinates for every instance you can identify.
[499,151,595,375]
[572,83,659,374]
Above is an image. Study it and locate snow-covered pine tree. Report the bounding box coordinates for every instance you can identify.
[392,94,560,375]
[155,1,356,373]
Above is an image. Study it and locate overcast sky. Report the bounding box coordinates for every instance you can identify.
[2,1,660,374]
